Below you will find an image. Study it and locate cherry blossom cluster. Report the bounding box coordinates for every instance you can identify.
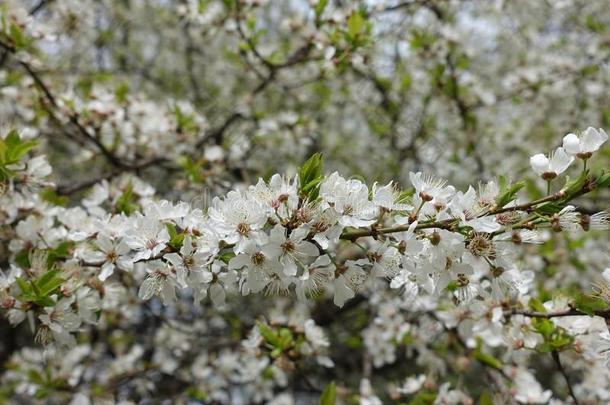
[1,0,610,402]
[1,127,608,350]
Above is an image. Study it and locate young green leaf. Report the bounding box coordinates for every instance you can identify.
[298,153,324,200]
[319,381,336,405]
[473,350,503,370]
[496,180,525,208]
[315,0,328,22]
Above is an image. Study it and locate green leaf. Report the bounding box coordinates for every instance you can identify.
[345,11,370,46]
[257,322,281,348]
[298,153,324,200]
[15,277,32,295]
[47,242,75,267]
[27,369,45,385]
[473,351,503,370]
[586,15,605,33]
[445,280,458,292]
[116,182,137,215]
[549,331,573,350]
[115,82,129,103]
[218,251,236,264]
[35,269,64,297]
[532,318,555,338]
[495,179,525,208]
[185,386,208,401]
[35,269,60,290]
[9,23,28,49]
[319,381,336,405]
[277,327,294,350]
[178,156,205,183]
[400,73,412,93]
[596,172,610,189]
[315,0,328,21]
[166,223,185,250]
[39,188,69,207]
[174,105,198,133]
[347,12,365,38]
[560,170,588,199]
[33,296,55,307]
[3,130,37,164]
[0,130,38,176]
[15,249,31,268]
[574,293,607,316]
[534,201,562,216]
[407,390,437,405]
[478,392,494,405]
[270,347,282,358]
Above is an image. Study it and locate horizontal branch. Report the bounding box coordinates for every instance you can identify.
[508,308,610,319]
[340,219,456,241]
[340,175,601,241]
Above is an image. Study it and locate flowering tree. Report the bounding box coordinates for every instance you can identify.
[0,1,609,404]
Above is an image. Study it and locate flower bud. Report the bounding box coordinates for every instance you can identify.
[429,231,441,246]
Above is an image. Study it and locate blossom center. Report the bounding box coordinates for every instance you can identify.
[251,252,266,266]
[236,223,250,236]
[281,240,295,254]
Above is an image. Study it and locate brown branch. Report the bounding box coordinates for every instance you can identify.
[340,218,457,241]
[552,350,580,405]
[194,40,313,148]
[0,40,139,169]
[508,308,610,319]
[55,157,168,195]
[340,176,600,241]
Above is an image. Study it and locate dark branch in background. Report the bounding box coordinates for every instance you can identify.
[428,312,513,387]
[508,307,610,320]
[28,0,55,16]
[0,38,171,181]
[552,350,580,405]
[181,11,204,106]
[444,52,485,174]
[195,112,245,149]
[419,2,485,174]
[368,0,430,15]
[55,157,169,195]
[0,40,131,169]
[350,66,423,176]
[194,6,315,150]
[0,0,55,69]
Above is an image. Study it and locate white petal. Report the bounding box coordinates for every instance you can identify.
[209,283,226,306]
[529,154,549,175]
[83,251,106,263]
[164,252,183,268]
[562,133,580,155]
[228,254,250,270]
[115,239,131,255]
[297,241,319,257]
[549,147,573,174]
[282,257,298,276]
[98,262,115,281]
[582,127,607,153]
[262,243,282,259]
[132,250,151,262]
[466,217,501,232]
[138,278,156,300]
[117,256,134,271]
[96,234,114,252]
[160,281,177,304]
[333,276,355,307]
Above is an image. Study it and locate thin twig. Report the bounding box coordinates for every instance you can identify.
[552,350,580,405]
